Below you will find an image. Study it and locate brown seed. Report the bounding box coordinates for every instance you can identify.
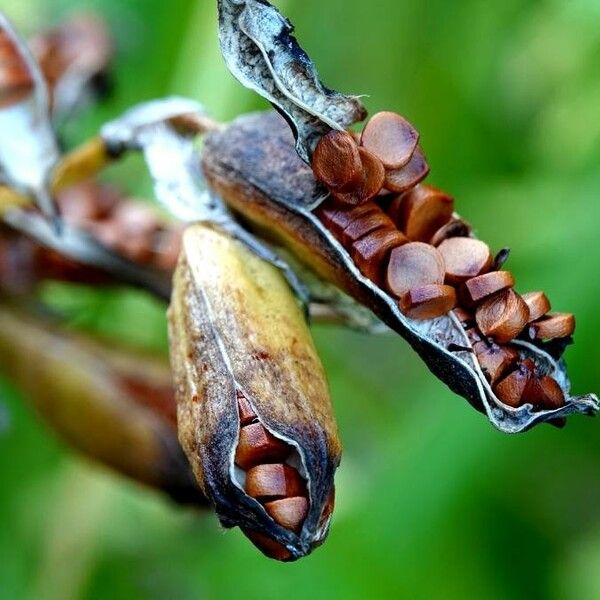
[430,219,472,247]
[235,423,292,470]
[351,227,408,283]
[494,359,535,407]
[245,464,307,501]
[316,202,378,237]
[475,344,519,385]
[399,185,454,242]
[340,209,394,245]
[399,284,457,320]
[529,313,575,340]
[237,395,257,426]
[475,289,530,343]
[332,147,386,205]
[522,291,552,323]
[312,130,362,191]
[385,242,445,298]
[360,111,420,169]
[242,529,293,561]
[453,307,475,327]
[523,376,566,411]
[383,147,430,194]
[264,497,309,533]
[438,237,493,284]
[384,194,406,225]
[462,271,515,305]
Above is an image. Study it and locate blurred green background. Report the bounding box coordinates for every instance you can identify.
[1,0,600,598]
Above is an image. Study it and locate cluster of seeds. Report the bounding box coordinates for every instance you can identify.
[0,28,33,108]
[234,393,310,561]
[313,112,575,414]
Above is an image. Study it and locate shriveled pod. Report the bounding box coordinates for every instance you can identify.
[169,224,340,561]
[0,304,205,505]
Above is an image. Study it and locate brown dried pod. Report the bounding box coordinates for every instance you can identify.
[475,289,530,343]
[383,147,430,193]
[385,241,445,298]
[522,291,551,323]
[429,218,472,247]
[462,271,515,305]
[398,184,454,242]
[529,313,575,340]
[351,226,408,283]
[438,237,493,284]
[494,360,535,408]
[169,224,340,561]
[312,130,362,191]
[399,284,457,320]
[360,111,420,169]
[332,147,385,205]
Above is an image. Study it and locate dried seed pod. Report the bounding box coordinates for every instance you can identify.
[385,242,445,298]
[522,291,551,323]
[475,344,519,385]
[399,284,457,320]
[312,130,362,191]
[529,313,575,340]
[398,185,454,242]
[430,218,472,247]
[438,237,493,284]
[462,271,515,305]
[332,147,385,205]
[169,224,340,561]
[475,289,530,343]
[360,111,419,169]
[0,304,206,506]
[494,360,535,408]
[351,227,408,283]
[383,147,430,193]
[202,110,599,433]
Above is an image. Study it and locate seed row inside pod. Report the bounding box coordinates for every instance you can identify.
[313,111,576,415]
[234,392,317,561]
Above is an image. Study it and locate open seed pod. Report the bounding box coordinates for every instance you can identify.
[201,111,598,433]
[168,223,340,561]
[0,303,204,505]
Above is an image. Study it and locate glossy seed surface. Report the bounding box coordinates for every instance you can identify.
[245,463,307,501]
[399,284,457,320]
[529,313,575,340]
[351,227,408,282]
[264,497,309,533]
[383,147,430,193]
[312,130,362,191]
[332,147,385,205]
[475,289,530,343]
[438,237,493,284]
[399,185,454,242]
[522,291,551,323]
[462,271,515,305]
[235,423,292,470]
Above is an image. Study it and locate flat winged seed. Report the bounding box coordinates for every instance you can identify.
[265,497,309,533]
[530,313,575,340]
[360,111,420,169]
[399,284,457,320]
[494,361,535,408]
[475,344,519,385]
[430,219,472,247]
[383,147,430,193]
[341,210,394,245]
[316,202,377,236]
[385,193,406,225]
[218,0,366,163]
[385,242,445,298]
[245,464,307,501]
[351,227,408,283]
[235,423,292,470]
[522,291,552,323]
[332,147,385,205]
[399,185,454,242]
[475,289,530,343]
[462,271,515,305]
[312,130,362,191]
[523,376,566,410]
[438,237,493,284]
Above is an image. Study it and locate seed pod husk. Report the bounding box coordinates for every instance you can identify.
[201,110,598,433]
[168,223,340,560]
[0,304,204,505]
